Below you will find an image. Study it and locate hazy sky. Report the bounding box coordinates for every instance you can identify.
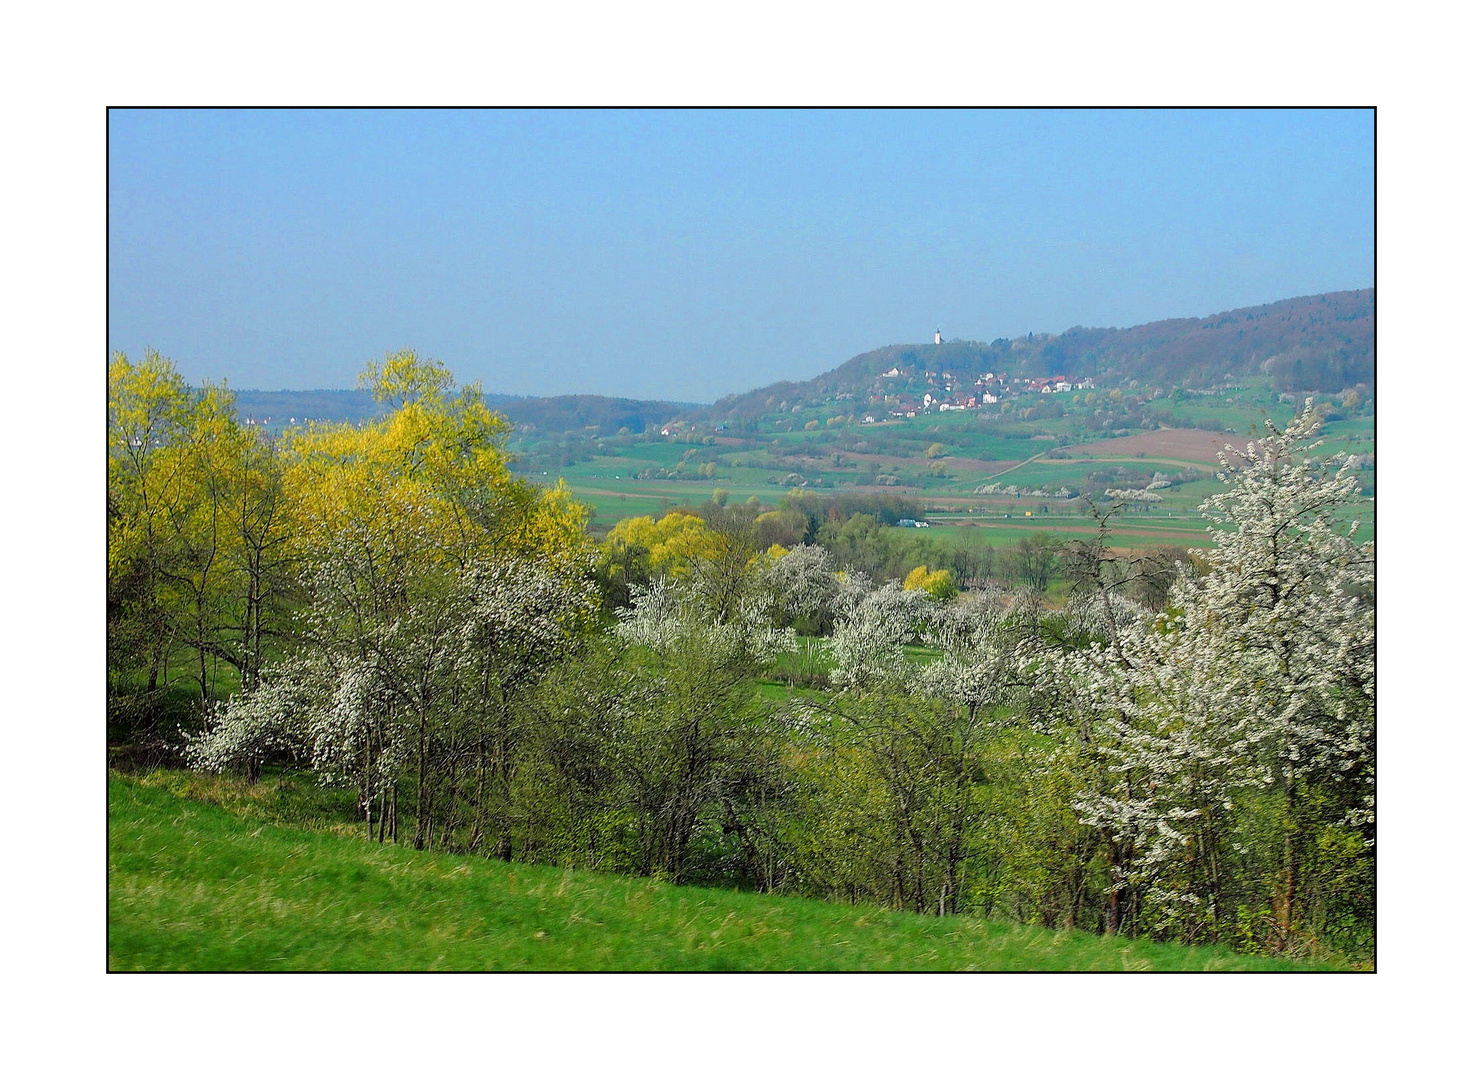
[108,108,1374,402]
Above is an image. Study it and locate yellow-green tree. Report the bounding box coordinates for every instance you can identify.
[597,511,724,607]
[109,352,293,718]
[286,351,590,598]
[109,350,198,703]
[193,351,597,848]
[903,565,956,600]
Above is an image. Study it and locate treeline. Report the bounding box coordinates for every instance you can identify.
[623,490,1185,602]
[497,394,700,437]
[114,354,1374,961]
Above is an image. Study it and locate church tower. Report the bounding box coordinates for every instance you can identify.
[934,329,942,345]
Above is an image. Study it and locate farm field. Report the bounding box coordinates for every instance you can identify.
[108,772,1343,972]
[521,388,1374,548]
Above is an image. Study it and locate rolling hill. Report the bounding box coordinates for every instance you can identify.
[711,288,1373,422]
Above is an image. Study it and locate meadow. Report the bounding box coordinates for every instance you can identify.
[109,772,1342,972]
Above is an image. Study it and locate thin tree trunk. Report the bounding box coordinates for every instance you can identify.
[414,713,429,850]
[1276,771,1298,948]
[366,736,375,843]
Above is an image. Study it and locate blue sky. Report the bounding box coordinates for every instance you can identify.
[108,108,1374,402]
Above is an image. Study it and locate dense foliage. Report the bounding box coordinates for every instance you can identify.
[111,352,1374,962]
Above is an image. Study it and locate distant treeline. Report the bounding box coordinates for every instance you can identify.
[497,394,701,437]
[230,388,700,437]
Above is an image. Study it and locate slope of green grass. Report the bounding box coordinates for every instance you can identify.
[109,772,1342,972]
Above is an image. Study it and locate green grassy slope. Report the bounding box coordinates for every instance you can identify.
[109,773,1341,972]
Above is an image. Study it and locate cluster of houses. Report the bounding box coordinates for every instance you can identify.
[874,368,1096,419]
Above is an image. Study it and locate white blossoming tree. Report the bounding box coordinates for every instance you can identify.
[760,543,844,634]
[1061,401,1375,946]
[189,552,597,850]
[616,574,796,670]
[826,581,937,691]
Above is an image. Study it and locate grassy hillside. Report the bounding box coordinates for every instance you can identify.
[108,772,1343,972]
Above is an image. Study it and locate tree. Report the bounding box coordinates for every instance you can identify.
[109,351,201,711]
[760,544,842,634]
[597,511,722,609]
[786,689,993,915]
[191,351,598,851]
[108,354,295,735]
[599,572,794,880]
[903,565,956,601]
[1059,402,1374,948]
[827,582,935,691]
[1001,534,1058,591]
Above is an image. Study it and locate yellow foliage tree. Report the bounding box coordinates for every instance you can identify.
[600,511,723,583]
[285,351,592,607]
[110,350,308,712]
[903,565,956,600]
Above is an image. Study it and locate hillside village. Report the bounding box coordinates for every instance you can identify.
[868,366,1096,422]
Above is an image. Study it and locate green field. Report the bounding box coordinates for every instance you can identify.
[519,383,1373,544]
[108,772,1343,972]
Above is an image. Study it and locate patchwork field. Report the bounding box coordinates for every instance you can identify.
[510,382,1373,549]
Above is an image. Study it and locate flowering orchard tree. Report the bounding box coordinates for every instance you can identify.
[913,590,1023,720]
[1061,401,1375,945]
[616,574,796,670]
[760,544,843,633]
[827,582,938,691]
[189,553,597,848]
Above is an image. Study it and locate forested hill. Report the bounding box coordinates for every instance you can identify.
[230,388,700,436]
[712,288,1374,421]
[494,394,703,436]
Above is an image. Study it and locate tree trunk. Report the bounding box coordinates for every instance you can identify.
[1275,771,1298,948]
[366,734,375,844]
[414,713,429,850]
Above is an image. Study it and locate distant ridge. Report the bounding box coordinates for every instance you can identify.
[230,387,701,436]
[712,288,1374,422]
